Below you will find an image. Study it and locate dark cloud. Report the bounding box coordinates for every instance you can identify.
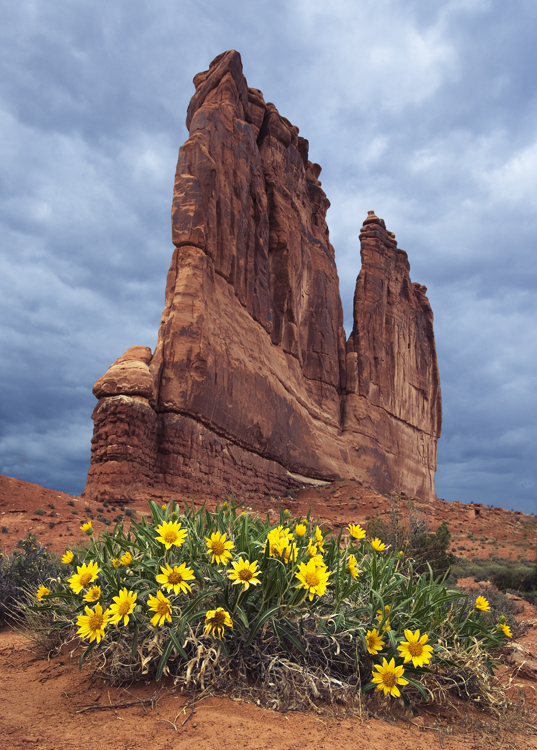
[1,0,536,513]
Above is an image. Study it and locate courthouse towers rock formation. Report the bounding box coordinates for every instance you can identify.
[83,51,442,504]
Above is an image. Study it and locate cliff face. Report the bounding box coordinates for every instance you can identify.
[84,50,441,504]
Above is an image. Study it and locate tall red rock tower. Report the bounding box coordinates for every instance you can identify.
[84,51,441,504]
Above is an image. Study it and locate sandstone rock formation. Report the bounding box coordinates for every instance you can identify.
[83,50,442,504]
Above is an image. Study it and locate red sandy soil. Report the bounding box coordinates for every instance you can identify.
[1,473,537,749]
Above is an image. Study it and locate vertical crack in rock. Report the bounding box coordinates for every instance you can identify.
[83,51,442,504]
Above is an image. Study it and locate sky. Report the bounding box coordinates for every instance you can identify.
[1,0,536,514]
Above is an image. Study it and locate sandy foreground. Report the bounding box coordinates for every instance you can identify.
[1,474,537,748]
[1,625,535,750]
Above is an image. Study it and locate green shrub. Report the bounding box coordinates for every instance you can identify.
[25,502,510,709]
[448,556,531,636]
[366,499,453,579]
[490,563,537,593]
[0,534,61,624]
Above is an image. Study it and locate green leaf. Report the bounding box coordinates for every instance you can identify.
[156,638,174,681]
[78,640,97,671]
[403,675,430,701]
[131,622,139,658]
[169,624,188,660]
[245,605,281,646]
[273,620,307,656]
[181,588,220,621]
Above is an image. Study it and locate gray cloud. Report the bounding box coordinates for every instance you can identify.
[1,0,535,513]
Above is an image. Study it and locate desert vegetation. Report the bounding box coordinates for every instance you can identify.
[2,497,519,715]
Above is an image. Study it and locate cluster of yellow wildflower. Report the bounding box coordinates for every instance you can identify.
[33,508,514,700]
[366,593,510,698]
[68,519,241,643]
[262,522,332,601]
[367,628,434,697]
[265,525,295,559]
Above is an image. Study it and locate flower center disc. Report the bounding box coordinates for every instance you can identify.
[304,571,320,588]
[89,613,104,630]
[168,571,182,584]
[158,601,170,615]
[238,569,253,581]
[409,642,423,656]
[118,601,131,615]
[211,540,225,555]
[383,672,396,688]
[164,531,178,544]
[80,573,92,587]
[211,611,225,628]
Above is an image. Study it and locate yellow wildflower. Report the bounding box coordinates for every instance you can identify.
[372,657,409,698]
[111,558,121,568]
[205,530,235,565]
[365,628,385,655]
[83,585,101,603]
[120,551,132,566]
[80,521,93,535]
[156,562,195,595]
[295,558,331,601]
[397,629,434,668]
[204,607,233,639]
[315,526,325,553]
[147,590,172,627]
[109,588,138,626]
[295,523,307,537]
[155,520,187,550]
[61,550,74,564]
[77,602,109,643]
[376,604,391,631]
[265,526,294,557]
[348,553,360,580]
[282,543,298,563]
[348,523,366,540]
[475,596,490,612]
[499,622,512,638]
[307,538,324,565]
[36,585,50,601]
[228,558,261,591]
[68,561,100,594]
[371,538,386,552]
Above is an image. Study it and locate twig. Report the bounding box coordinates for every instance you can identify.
[181,709,196,727]
[76,698,155,714]
[156,717,179,732]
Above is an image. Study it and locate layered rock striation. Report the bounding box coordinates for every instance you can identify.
[84,50,442,504]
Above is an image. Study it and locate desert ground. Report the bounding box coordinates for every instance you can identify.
[1,473,537,749]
